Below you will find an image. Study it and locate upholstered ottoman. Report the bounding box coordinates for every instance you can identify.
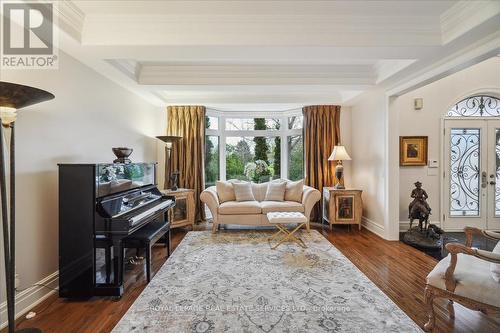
[267,212,307,249]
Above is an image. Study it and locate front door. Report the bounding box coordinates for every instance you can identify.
[444,119,500,231]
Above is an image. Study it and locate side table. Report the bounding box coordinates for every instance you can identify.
[323,188,363,231]
[161,188,195,229]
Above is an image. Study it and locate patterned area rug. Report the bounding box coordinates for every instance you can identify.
[113,231,422,332]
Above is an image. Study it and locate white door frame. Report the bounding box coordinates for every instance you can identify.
[440,92,500,232]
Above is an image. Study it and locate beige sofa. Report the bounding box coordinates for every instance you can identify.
[200,181,321,233]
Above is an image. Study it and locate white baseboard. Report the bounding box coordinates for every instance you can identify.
[0,271,59,330]
[399,221,411,232]
[361,217,385,238]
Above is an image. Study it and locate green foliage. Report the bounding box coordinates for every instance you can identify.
[235,140,252,164]
[226,150,245,180]
[204,136,219,187]
[288,136,304,181]
[274,137,281,178]
[253,118,269,164]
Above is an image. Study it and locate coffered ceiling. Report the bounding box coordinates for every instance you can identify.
[53,0,500,108]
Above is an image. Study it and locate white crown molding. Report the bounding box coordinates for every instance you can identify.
[374,59,417,84]
[441,0,500,45]
[138,64,376,85]
[105,59,141,82]
[386,32,500,97]
[82,17,439,47]
[54,0,85,42]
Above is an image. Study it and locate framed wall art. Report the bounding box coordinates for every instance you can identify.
[400,136,428,166]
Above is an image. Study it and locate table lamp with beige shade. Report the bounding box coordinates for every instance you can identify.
[328,145,351,189]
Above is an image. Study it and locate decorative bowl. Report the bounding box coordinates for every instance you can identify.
[112,147,133,163]
[112,147,133,158]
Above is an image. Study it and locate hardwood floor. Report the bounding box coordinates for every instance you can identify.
[6,224,500,333]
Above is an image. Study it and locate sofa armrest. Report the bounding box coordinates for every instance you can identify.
[302,185,321,223]
[443,242,500,291]
[200,186,220,225]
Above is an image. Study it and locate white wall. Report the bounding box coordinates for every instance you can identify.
[0,51,162,318]
[339,107,353,187]
[396,57,500,226]
[350,89,388,237]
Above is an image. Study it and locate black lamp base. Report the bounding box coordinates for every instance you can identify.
[16,328,42,333]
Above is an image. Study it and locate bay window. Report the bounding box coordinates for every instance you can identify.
[204,111,303,187]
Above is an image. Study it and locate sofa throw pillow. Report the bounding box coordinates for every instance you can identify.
[251,182,268,202]
[265,181,286,201]
[285,179,304,202]
[491,241,500,282]
[216,180,236,203]
[233,182,256,202]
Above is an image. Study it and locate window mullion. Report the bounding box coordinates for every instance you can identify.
[281,116,288,179]
[220,115,226,181]
[224,130,280,137]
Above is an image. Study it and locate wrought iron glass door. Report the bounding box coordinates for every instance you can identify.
[486,121,500,230]
[444,120,500,230]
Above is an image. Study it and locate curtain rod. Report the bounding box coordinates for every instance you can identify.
[206,106,303,113]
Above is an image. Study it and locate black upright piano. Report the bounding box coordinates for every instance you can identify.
[58,162,175,298]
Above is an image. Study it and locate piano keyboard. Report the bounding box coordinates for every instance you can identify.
[130,200,173,226]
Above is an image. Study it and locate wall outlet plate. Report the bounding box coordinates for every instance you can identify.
[414,98,423,110]
[15,273,20,289]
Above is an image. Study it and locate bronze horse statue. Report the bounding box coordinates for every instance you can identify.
[409,200,430,231]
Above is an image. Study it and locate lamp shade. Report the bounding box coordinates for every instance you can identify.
[156,135,182,143]
[156,135,182,149]
[0,81,54,109]
[328,145,351,161]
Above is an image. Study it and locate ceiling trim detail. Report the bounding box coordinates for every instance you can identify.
[440,0,500,44]
[55,0,85,42]
[50,1,500,107]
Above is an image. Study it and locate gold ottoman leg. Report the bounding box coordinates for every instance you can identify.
[270,223,307,249]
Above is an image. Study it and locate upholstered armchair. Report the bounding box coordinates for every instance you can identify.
[424,227,500,331]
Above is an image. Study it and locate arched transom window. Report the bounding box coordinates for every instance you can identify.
[447,95,500,117]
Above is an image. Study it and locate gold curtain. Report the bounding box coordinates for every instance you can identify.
[303,105,341,222]
[166,105,206,221]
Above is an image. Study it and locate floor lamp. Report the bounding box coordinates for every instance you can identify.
[156,136,182,190]
[0,81,54,333]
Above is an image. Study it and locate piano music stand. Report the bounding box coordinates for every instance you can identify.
[0,81,54,333]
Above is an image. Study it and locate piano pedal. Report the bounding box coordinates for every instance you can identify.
[127,256,144,265]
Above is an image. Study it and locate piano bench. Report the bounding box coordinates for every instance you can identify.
[121,221,171,283]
